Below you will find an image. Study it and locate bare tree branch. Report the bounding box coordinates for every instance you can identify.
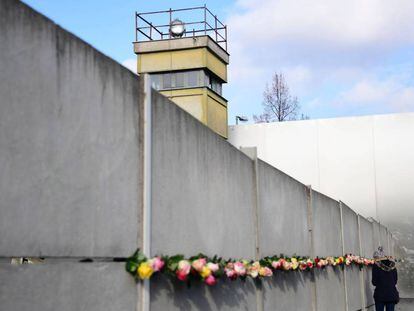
[254,72,308,123]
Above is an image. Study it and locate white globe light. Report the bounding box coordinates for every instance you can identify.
[170,19,185,38]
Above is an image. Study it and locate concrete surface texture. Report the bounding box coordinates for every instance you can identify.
[397,298,414,310]
[341,204,363,310]
[311,191,346,310]
[0,0,142,258]
[0,263,138,311]
[150,90,396,310]
[228,114,414,297]
[0,1,403,310]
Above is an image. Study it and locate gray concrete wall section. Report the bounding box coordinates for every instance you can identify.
[263,272,315,311]
[257,160,310,256]
[341,204,363,310]
[0,263,138,311]
[150,90,256,258]
[359,216,375,307]
[342,204,360,255]
[312,190,346,311]
[372,221,381,250]
[0,0,142,257]
[359,217,375,259]
[312,191,343,257]
[379,225,389,254]
[150,90,257,310]
[150,275,257,311]
[257,160,313,310]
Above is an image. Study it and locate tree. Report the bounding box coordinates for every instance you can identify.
[253,73,307,123]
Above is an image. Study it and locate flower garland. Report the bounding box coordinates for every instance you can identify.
[125,249,375,286]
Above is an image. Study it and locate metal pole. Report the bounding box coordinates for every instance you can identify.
[224,25,227,50]
[149,23,152,40]
[204,4,207,35]
[169,8,172,39]
[135,12,138,41]
[215,15,218,42]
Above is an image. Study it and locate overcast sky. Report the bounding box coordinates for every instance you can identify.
[23,0,414,124]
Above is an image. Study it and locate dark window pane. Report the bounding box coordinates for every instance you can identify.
[151,74,161,90]
[187,71,198,87]
[175,72,184,88]
[216,83,222,95]
[163,73,172,89]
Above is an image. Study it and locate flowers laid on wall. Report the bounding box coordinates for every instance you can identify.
[125,249,375,286]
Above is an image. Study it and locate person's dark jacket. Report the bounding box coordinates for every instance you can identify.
[372,260,399,303]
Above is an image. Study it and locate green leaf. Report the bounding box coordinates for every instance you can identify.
[126,260,139,274]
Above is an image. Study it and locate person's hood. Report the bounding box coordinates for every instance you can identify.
[376,259,396,271]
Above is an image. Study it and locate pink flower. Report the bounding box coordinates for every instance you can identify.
[176,270,188,281]
[283,261,292,270]
[225,269,237,279]
[271,260,282,270]
[150,257,165,272]
[207,262,219,273]
[192,258,207,272]
[234,261,246,276]
[259,266,273,277]
[205,275,217,286]
[177,260,191,275]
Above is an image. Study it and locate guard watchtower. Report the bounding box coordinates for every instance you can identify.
[134,6,229,138]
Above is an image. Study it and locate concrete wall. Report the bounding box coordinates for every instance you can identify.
[0,0,142,258]
[311,191,346,311]
[257,160,314,311]
[150,90,257,310]
[0,263,137,311]
[150,91,385,310]
[359,216,376,308]
[228,115,414,298]
[0,0,142,310]
[342,204,363,311]
[0,1,398,310]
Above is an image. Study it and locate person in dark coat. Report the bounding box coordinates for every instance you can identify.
[372,246,399,311]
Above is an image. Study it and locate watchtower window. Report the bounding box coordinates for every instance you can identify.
[204,71,223,96]
[150,70,223,96]
[150,70,204,90]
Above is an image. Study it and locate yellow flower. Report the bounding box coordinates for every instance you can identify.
[259,267,266,276]
[200,266,212,278]
[137,262,154,279]
[290,257,299,270]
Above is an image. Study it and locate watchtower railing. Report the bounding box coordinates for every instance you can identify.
[135,5,227,51]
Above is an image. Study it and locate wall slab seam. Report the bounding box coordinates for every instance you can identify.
[357,215,367,310]
[140,75,152,311]
[240,147,263,311]
[307,187,318,311]
[340,202,350,311]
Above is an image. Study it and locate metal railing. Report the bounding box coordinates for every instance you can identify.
[135,5,227,51]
